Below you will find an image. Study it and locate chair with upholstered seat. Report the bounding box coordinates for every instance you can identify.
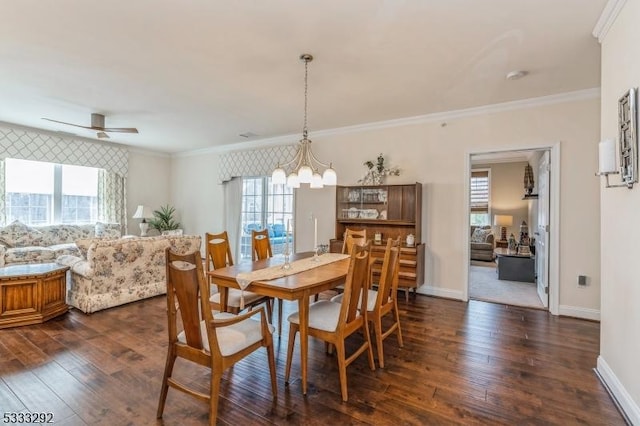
[285,243,375,402]
[333,237,403,368]
[251,228,283,335]
[325,228,368,299]
[157,248,277,425]
[205,231,272,317]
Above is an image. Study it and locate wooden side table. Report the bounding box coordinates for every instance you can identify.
[0,263,70,329]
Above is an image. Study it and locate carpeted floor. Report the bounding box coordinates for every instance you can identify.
[469,262,544,309]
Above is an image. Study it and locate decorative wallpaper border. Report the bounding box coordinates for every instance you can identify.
[218,144,297,183]
[0,125,128,177]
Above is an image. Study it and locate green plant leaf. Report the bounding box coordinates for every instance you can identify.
[148,204,181,231]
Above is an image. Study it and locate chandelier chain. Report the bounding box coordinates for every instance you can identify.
[303,57,309,139]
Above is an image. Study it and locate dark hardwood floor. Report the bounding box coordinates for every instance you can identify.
[0,294,624,425]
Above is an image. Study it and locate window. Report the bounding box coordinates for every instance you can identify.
[240,177,294,260]
[470,169,490,226]
[5,158,99,226]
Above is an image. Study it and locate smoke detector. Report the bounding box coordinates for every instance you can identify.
[506,70,528,80]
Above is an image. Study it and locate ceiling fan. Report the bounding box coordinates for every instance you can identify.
[42,113,139,139]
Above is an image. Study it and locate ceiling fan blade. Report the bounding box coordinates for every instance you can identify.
[42,118,94,130]
[102,127,139,133]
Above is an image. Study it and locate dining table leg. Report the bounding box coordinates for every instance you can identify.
[219,286,229,312]
[298,290,310,395]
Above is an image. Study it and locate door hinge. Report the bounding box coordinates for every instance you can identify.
[545,286,549,294]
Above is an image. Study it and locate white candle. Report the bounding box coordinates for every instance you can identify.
[285,219,290,253]
[314,218,318,249]
[599,139,617,173]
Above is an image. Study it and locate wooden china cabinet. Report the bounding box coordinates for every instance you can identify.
[330,183,424,301]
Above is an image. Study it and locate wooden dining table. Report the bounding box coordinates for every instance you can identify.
[207,252,350,395]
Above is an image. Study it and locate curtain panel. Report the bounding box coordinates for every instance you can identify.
[98,170,128,233]
[0,160,5,225]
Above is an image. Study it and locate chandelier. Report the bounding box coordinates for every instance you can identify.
[271,54,337,188]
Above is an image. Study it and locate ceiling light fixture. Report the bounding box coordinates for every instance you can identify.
[271,54,337,189]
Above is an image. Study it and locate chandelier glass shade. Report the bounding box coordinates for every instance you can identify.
[272,54,336,189]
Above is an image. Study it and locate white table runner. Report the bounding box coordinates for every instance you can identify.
[235,253,350,308]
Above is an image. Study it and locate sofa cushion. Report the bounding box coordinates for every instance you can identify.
[37,224,94,246]
[5,247,56,264]
[75,238,94,259]
[95,222,122,238]
[0,221,44,248]
[50,242,81,258]
[471,242,493,250]
[271,223,285,238]
[75,237,118,259]
[470,227,492,243]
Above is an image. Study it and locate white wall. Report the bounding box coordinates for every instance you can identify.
[598,0,640,422]
[170,151,224,237]
[126,150,172,235]
[171,94,601,316]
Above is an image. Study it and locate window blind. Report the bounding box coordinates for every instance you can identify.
[470,170,489,213]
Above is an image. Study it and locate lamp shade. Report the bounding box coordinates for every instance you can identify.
[133,205,152,219]
[493,215,513,227]
[598,139,617,174]
[272,167,287,184]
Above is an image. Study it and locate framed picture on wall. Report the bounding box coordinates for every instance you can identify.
[618,87,638,187]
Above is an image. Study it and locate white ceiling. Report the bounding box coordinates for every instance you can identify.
[0,0,607,154]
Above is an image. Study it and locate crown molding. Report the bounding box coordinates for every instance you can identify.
[593,0,628,43]
[127,147,171,158]
[174,88,600,158]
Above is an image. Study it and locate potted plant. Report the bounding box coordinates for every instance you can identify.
[149,205,182,234]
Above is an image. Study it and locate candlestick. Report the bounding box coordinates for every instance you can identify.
[285,219,290,254]
[314,218,318,249]
[312,217,320,261]
[282,218,291,270]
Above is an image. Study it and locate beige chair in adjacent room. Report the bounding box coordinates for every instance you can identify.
[205,231,272,318]
[157,248,277,425]
[285,243,375,402]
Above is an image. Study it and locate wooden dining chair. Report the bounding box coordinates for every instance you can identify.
[325,228,368,299]
[342,228,367,255]
[205,231,272,318]
[331,237,403,368]
[157,248,277,425]
[285,242,375,402]
[251,228,273,260]
[251,228,282,335]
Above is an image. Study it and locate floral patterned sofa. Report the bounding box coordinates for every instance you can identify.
[57,235,201,314]
[0,220,121,267]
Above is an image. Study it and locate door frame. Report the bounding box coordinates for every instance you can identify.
[462,142,560,315]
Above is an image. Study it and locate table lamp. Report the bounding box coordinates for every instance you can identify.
[133,205,152,236]
[493,214,513,242]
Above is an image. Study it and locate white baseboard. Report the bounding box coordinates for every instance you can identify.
[596,356,640,425]
[558,304,600,321]
[416,285,463,300]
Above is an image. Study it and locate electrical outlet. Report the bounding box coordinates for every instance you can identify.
[577,275,587,287]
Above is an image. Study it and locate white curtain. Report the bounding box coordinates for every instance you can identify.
[98,170,127,233]
[0,159,5,225]
[223,177,243,262]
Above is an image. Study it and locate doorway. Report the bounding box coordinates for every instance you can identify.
[466,147,554,310]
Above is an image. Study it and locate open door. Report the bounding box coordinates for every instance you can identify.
[536,151,550,307]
